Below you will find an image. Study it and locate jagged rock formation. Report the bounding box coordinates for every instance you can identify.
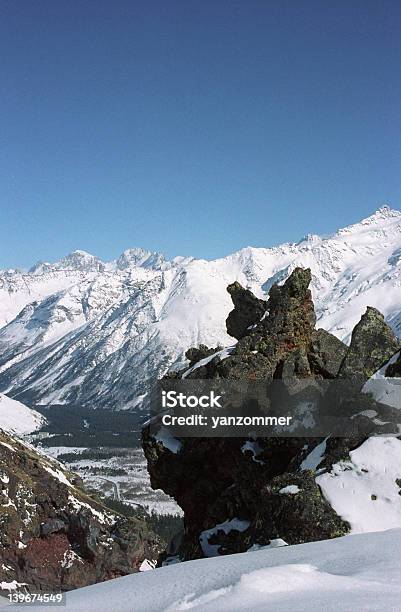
[339,306,399,379]
[0,430,161,594]
[143,268,401,562]
[226,282,268,340]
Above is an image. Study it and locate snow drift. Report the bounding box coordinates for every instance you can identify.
[5,528,400,612]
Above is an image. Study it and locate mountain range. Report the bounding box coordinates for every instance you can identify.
[1,205,401,410]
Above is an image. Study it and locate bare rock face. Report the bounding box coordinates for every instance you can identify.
[0,431,161,594]
[338,306,399,379]
[309,329,348,378]
[226,282,268,340]
[143,267,401,562]
[262,267,316,346]
[185,345,218,367]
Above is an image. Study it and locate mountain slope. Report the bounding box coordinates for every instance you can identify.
[0,394,45,435]
[2,206,401,409]
[0,429,161,593]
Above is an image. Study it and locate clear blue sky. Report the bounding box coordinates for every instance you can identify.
[1,0,400,269]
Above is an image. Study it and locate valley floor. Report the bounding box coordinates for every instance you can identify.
[43,445,181,515]
[2,528,399,612]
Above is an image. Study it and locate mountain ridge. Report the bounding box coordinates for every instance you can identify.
[1,206,401,409]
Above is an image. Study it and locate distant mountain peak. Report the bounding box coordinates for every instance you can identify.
[336,205,401,236]
[29,260,52,274]
[115,247,166,270]
[2,207,401,409]
[296,233,323,246]
[367,204,401,221]
[57,250,105,272]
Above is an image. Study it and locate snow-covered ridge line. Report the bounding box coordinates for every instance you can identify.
[2,206,401,409]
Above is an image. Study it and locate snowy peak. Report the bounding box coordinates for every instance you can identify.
[366,204,401,221]
[29,250,104,275]
[16,248,169,277]
[1,207,401,409]
[56,250,105,272]
[336,205,401,236]
[296,233,323,246]
[28,260,53,274]
[115,248,166,270]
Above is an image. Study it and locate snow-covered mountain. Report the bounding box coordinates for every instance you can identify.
[1,206,401,409]
[0,393,45,435]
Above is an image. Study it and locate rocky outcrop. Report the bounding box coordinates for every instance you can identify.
[0,431,161,594]
[143,268,400,562]
[226,282,268,340]
[185,345,220,367]
[338,306,399,379]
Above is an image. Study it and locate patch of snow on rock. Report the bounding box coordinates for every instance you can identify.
[317,437,401,534]
[199,518,250,558]
[279,485,301,495]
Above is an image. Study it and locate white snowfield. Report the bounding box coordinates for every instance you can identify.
[0,393,44,435]
[317,437,401,534]
[363,350,401,409]
[2,528,399,612]
[2,207,401,409]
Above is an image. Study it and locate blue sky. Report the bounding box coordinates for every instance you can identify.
[1,0,400,269]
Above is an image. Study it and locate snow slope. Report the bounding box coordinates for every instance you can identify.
[317,437,401,534]
[0,393,45,435]
[4,528,400,612]
[2,207,401,409]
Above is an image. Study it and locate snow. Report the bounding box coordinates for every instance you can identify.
[0,580,27,592]
[199,519,250,558]
[362,351,401,409]
[241,440,264,464]
[8,528,401,612]
[247,539,288,551]
[67,494,113,526]
[182,346,235,378]
[0,394,45,435]
[139,559,156,572]
[300,437,329,471]
[0,441,15,452]
[43,465,73,488]
[317,437,401,534]
[60,549,84,569]
[279,485,300,495]
[3,208,401,409]
[43,446,88,458]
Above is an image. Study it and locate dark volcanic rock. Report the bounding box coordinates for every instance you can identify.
[185,345,219,367]
[0,430,161,594]
[142,267,400,562]
[308,329,348,378]
[338,306,399,379]
[385,350,401,377]
[186,267,319,382]
[226,282,268,340]
[262,267,316,348]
